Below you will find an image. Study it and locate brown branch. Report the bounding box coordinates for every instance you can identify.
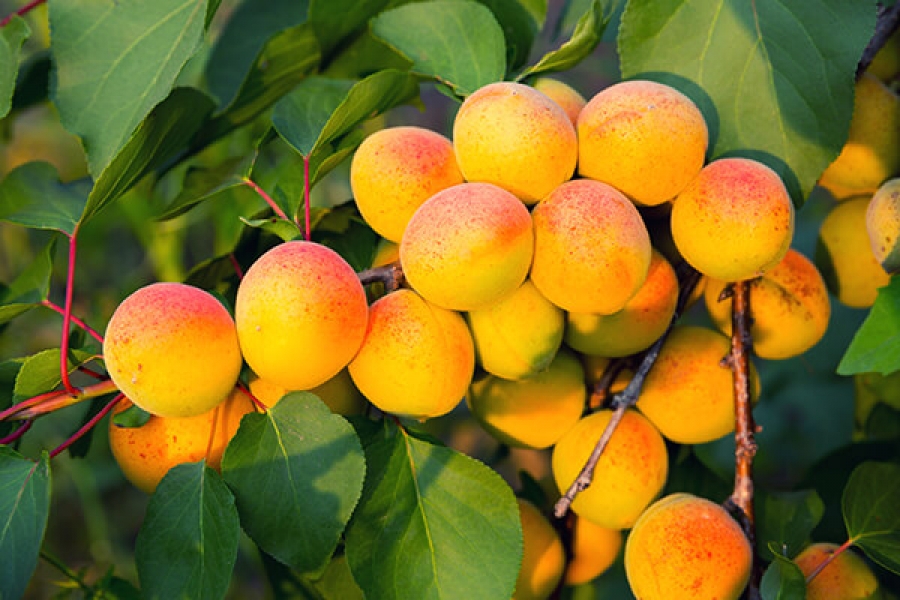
[857,2,900,79]
[357,261,405,292]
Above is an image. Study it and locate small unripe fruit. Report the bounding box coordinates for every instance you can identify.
[795,542,883,600]
[866,178,900,274]
[514,498,565,600]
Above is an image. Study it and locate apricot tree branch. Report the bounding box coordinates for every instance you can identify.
[49,393,124,459]
[41,299,104,345]
[357,261,406,292]
[857,2,900,79]
[0,378,119,422]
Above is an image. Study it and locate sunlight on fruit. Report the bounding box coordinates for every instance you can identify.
[794,542,883,600]
[531,77,587,126]
[564,516,623,586]
[513,498,565,600]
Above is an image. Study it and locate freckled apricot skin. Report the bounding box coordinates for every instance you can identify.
[565,249,678,357]
[866,178,900,274]
[564,517,623,586]
[348,289,475,420]
[624,493,753,600]
[235,241,369,391]
[794,543,883,600]
[514,498,566,600]
[552,409,668,530]
[577,79,708,206]
[531,179,652,315]
[103,282,243,418]
[109,389,255,494]
[400,182,534,311]
[532,77,587,126]
[350,126,464,243]
[453,81,577,203]
[249,368,367,416]
[671,157,795,282]
[705,249,831,360]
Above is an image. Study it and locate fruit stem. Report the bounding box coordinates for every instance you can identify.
[0,418,33,445]
[59,231,81,396]
[857,2,900,79]
[0,0,46,27]
[357,261,406,292]
[804,538,855,583]
[242,177,290,221]
[48,393,124,459]
[41,299,104,345]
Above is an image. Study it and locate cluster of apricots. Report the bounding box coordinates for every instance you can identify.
[99,70,891,598]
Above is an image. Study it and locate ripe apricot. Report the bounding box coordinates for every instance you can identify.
[564,516,623,586]
[465,279,564,380]
[868,27,900,83]
[624,493,753,600]
[400,182,534,311]
[817,196,891,308]
[466,348,586,449]
[235,241,369,391]
[103,282,243,418]
[453,81,577,203]
[565,249,678,357]
[671,157,795,282]
[705,249,831,360]
[348,288,475,420]
[795,542,883,600]
[866,178,900,274]
[531,179,652,314]
[514,498,565,600]
[109,389,255,494]
[249,368,367,416]
[350,126,464,243]
[552,409,668,530]
[577,79,708,206]
[531,77,586,126]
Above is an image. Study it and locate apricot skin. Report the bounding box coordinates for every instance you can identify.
[795,543,883,600]
[514,498,565,600]
[531,179,652,315]
[577,79,708,206]
[453,81,577,203]
[866,178,900,274]
[249,368,367,416]
[400,182,534,311]
[103,282,243,418]
[671,157,795,282]
[235,241,369,391]
[350,126,464,243]
[624,493,753,600]
[531,77,586,126]
[564,517,623,586]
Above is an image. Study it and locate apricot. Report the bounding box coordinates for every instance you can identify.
[624,493,753,600]
[564,516,623,586]
[235,241,369,391]
[705,249,831,360]
[348,288,475,420]
[671,157,795,282]
[370,238,399,268]
[465,279,564,380]
[577,79,708,206]
[795,542,883,600]
[249,368,367,416]
[453,81,577,203]
[531,179,652,314]
[868,27,900,83]
[635,325,757,444]
[466,348,586,449]
[816,196,891,308]
[103,282,243,418]
[109,388,256,493]
[551,409,668,530]
[531,77,587,126]
[350,126,464,243]
[400,182,534,311]
[514,498,565,600]
[866,178,900,274]
[565,249,678,357]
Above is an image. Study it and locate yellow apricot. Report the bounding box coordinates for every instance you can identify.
[624,493,752,600]
[817,196,892,308]
[400,182,534,311]
[531,77,587,126]
[705,249,831,360]
[235,241,369,391]
[795,542,883,600]
[868,27,900,83]
[671,157,795,282]
[109,389,256,494]
[249,369,367,416]
[453,81,577,203]
[350,126,464,243]
[531,179,652,314]
[514,498,565,600]
[103,282,243,418]
[577,79,708,206]
[564,516,623,586]
[466,348,586,449]
[552,409,668,530]
[348,288,475,420]
[565,249,678,357]
[465,279,564,380]
[866,177,900,274]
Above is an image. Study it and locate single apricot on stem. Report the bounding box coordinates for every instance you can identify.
[453,81,577,203]
[513,498,566,600]
[564,516,623,586]
[531,77,587,126]
[103,282,243,418]
[794,542,883,600]
[235,241,369,391]
[866,178,900,274]
[577,79,708,206]
[624,493,753,600]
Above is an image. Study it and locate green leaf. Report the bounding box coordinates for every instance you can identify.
[843,461,900,574]
[309,0,390,57]
[240,217,303,243]
[272,78,355,156]
[135,462,240,600]
[0,162,90,235]
[313,554,364,600]
[760,553,807,600]
[618,0,876,206]
[156,156,254,221]
[221,393,365,574]
[345,421,522,599]
[0,16,30,119]
[756,489,825,561]
[0,449,51,600]
[13,348,97,401]
[0,237,56,326]
[838,277,900,375]
[518,0,609,80]
[49,0,209,178]
[371,1,507,96]
[112,403,152,429]
[477,0,543,71]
